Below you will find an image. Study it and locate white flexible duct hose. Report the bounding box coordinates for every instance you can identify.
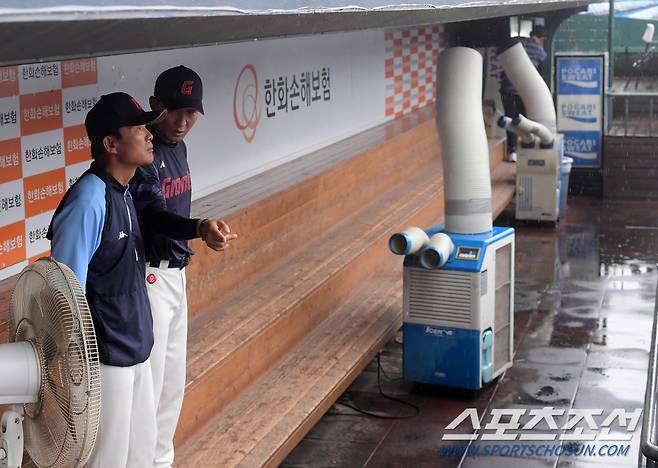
[436,47,493,234]
[420,233,454,269]
[389,227,429,255]
[497,114,535,145]
[496,41,557,134]
[513,114,554,146]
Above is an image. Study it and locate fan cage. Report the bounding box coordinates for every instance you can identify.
[8,258,101,468]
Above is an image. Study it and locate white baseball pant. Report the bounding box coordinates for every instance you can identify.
[145,265,188,468]
[85,360,156,468]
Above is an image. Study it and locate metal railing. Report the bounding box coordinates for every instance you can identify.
[640,269,658,467]
[606,91,658,137]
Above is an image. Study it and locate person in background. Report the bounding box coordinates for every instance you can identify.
[499,24,548,162]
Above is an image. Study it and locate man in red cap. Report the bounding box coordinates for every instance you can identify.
[130,66,237,468]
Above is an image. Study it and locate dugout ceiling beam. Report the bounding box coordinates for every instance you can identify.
[0,0,602,66]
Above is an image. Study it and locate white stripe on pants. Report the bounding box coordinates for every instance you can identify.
[85,361,156,468]
[145,265,188,468]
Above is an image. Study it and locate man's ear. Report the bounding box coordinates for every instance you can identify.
[103,134,119,155]
[150,96,164,112]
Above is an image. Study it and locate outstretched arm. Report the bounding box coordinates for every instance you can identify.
[131,164,237,249]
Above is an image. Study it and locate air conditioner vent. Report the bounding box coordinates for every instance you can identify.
[406,268,473,325]
[494,243,513,372]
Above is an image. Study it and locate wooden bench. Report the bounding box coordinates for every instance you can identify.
[0,106,515,467]
[175,107,513,466]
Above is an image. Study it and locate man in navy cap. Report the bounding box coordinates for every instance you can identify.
[48,92,226,468]
[48,92,167,468]
[130,66,237,468]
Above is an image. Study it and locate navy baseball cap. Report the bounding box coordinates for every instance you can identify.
[154,65,204,114]
[85,92,166,142]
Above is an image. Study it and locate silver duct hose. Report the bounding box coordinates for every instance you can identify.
[496,113,535,145]
[496,41,557,136]
[419,233,454,269]
[436,47,493,235]
[389,227,429,255]
[513,114,554,146]
[389,47,493,266]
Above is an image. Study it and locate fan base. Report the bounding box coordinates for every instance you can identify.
[0,406,24,468]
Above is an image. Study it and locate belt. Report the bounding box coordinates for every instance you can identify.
[148,255,190,270]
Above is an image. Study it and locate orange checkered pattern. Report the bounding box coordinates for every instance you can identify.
[385,25,446,119]
[0,58,97,278]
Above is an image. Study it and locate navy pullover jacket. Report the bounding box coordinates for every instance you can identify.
[47,161,199,366]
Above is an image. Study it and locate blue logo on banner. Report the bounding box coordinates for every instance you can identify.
[563,131,601,166]
[560,102,599,124]
[558,59,602,95]
[568,116,597,124]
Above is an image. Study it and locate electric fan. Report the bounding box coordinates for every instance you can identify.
[0,258,101,468]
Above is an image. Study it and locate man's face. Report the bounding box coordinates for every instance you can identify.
[155,106,199,144]
[114,125,154,167]
[533,35,545,48]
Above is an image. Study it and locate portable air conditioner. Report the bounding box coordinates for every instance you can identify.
[515,136,563,222]
[496,41,562,223]
[389,47,515,391]
[400,227,514,390]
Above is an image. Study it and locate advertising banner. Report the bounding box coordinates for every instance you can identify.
[0,26,444,280]
[554,54,606,168]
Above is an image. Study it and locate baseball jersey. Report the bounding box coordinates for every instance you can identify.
[130,134,194,263]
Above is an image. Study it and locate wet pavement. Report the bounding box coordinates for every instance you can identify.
[281,196,658,468]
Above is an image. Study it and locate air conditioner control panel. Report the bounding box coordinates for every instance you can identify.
[455,246,481,261]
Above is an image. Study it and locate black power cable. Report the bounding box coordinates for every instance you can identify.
[334,352,419,420]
